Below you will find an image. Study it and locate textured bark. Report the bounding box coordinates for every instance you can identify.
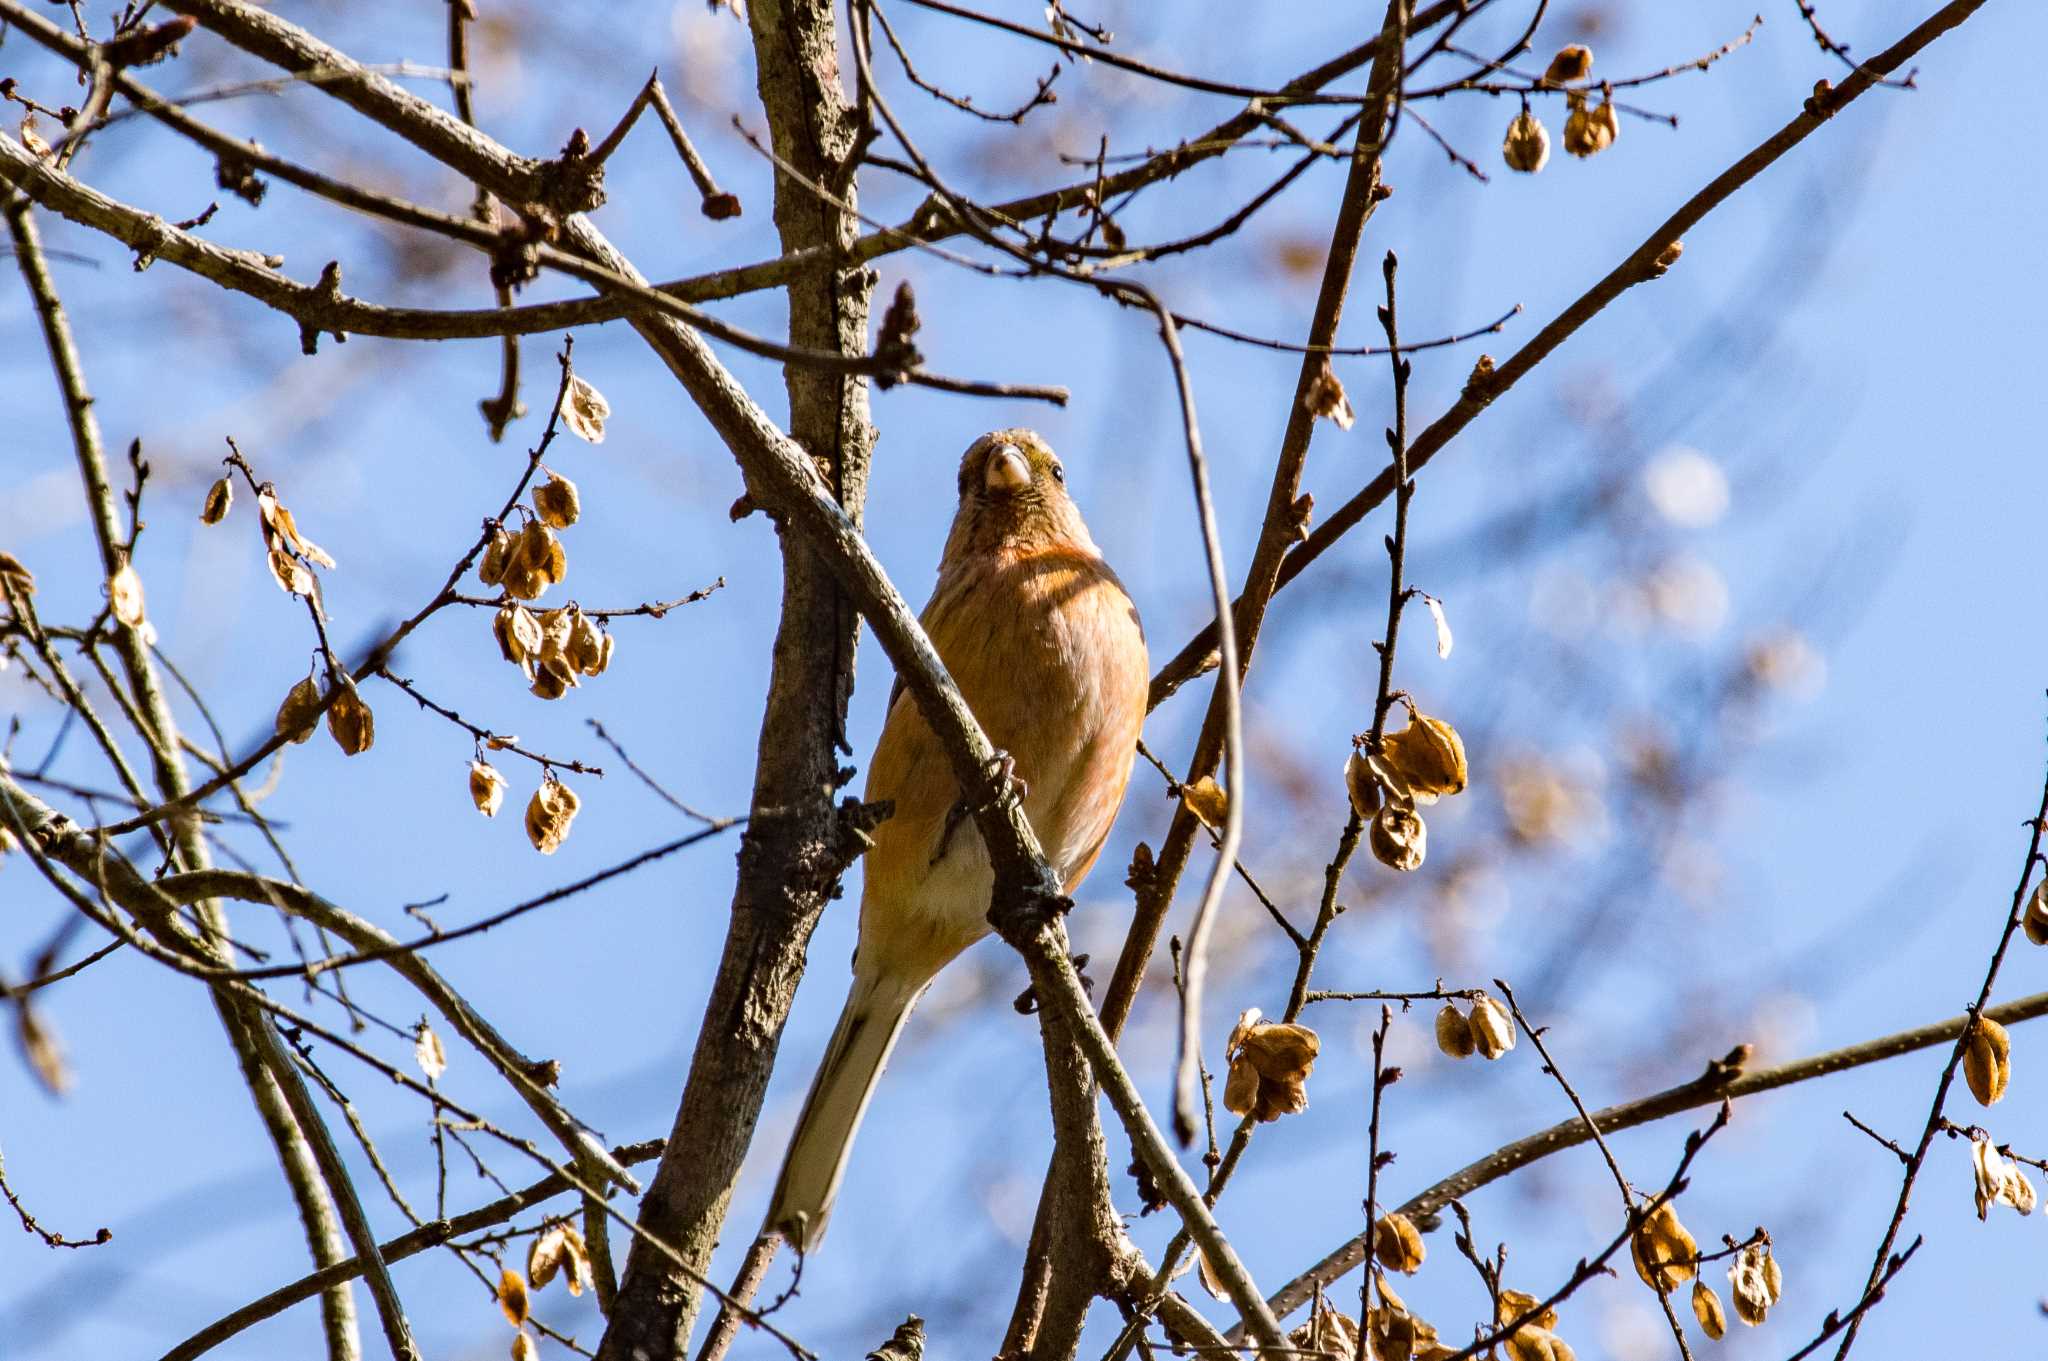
[595,2,874,1358]
[1011,934,1131,1361]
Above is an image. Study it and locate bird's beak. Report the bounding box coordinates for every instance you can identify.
[984,443,1032,492]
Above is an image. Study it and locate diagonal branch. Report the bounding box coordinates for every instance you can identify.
[1147,0,1996,709]
[6,191,364,1361]
[1097,0,1411,1063]
[1231,984,2048,1338]
[158,1141,665,1361]
[0,134,1063,402]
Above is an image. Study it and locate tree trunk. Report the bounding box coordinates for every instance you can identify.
[595,1,874,1357]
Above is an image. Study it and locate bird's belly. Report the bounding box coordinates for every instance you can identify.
[856,550,1146,981]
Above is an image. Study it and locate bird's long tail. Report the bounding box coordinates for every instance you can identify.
[764,968,923,1252]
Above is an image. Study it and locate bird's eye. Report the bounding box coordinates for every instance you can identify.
[1050,464,1066,483]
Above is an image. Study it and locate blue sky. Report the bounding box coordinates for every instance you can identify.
[4,2,2047,1359]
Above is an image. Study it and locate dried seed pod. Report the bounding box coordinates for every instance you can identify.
[497,1268,530,1326]
[1544,44,1593,84]
[1380,712,1468,803]
[1221,1009,1320,1122]
[1496,1289,1557,1332]
[1973,1135,2011,1218]
[267,546,315,597]
[1691,1280,1727,1339]
[566,608,607,676]
[414,1023,447,1081]
[469,760,508,817]
[1503,110,1551,173]
[1503,1325,1576,1361]
[275,673,323,744]
[531,657,577,700]
[559,373,610,442]
[200,476,234,524]
[1424,595,1454,658]
[1365,1274,1442,1361]
[1726,1241,1781,1326]
[17,1001,71,1094]
[1345,749,1382,822]
[1434,1003,1475,1059]
[1288,1308,1360,1361]
[1373,1212,1425,1274]
[2011,1165,2038,1215]
[1970,1135,2034,1219]
[255,488,335,568]
[18,115,53,161]
[1370,803,1427,871]
[525,776,580,853]
[535,606,575,667]
[479,527,514,587]
[561,1219,593,1293]
[109,559,146,628]
[1303,357,1356,430]
[253,485,334,599]
[1630,1200,1698,1294]
[504,563,548,600]
[528,1224,569,1290]
[1181,775,1229,831]
[1469,992,1516,1059]
[534,471,581,528]
[326,681,374,756]
[513,520,567,593]
[594,630,616,676]
[2025,879,2048,946]
[1593,99,1621,144]
[494,605,542,683]
[1963,1016,2010,1106]
[0,551,35,596]
[559,1223,592,1296]
[1562,94,1618,158]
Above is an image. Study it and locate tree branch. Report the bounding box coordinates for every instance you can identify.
[1231,985,2048,1338]
[1146,0,1995,709]
[5,192,362,1361]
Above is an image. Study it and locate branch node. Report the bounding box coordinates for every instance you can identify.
[128,214,170,272]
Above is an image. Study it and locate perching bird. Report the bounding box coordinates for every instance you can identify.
[764,429,1150,1252]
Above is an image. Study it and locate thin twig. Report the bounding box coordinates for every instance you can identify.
[376,667,603,775]
[1239,975,2048,1333]
[1495,981,1696,1361]
[1429,1104,1732,1361]
[155,1141,663,1361]
[1125,288,1245,1149]
[1841,1111,1911,1165]
[1146,0,1995,712]
[0,1145,110,1249]
[1831,757,2048,1359]
[1359,1006,1393,1347]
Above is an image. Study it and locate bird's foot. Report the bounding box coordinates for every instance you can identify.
[975,749,1029,811]
[1012,952,1092,1014]
[987,872,1074,951]
[930,750,1029,868]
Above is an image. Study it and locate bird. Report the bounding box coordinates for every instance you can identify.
[764,428,1150,1252]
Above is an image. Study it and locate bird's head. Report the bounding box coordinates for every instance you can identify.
[942,429,1095,561]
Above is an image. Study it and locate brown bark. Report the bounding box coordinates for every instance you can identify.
[1010,932,1132,1361]
[595,1,875,1358]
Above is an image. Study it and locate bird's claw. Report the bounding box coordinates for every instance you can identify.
[977,750,1028,811]
[931,751,1030,868]
[1013,952,1091,1014]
